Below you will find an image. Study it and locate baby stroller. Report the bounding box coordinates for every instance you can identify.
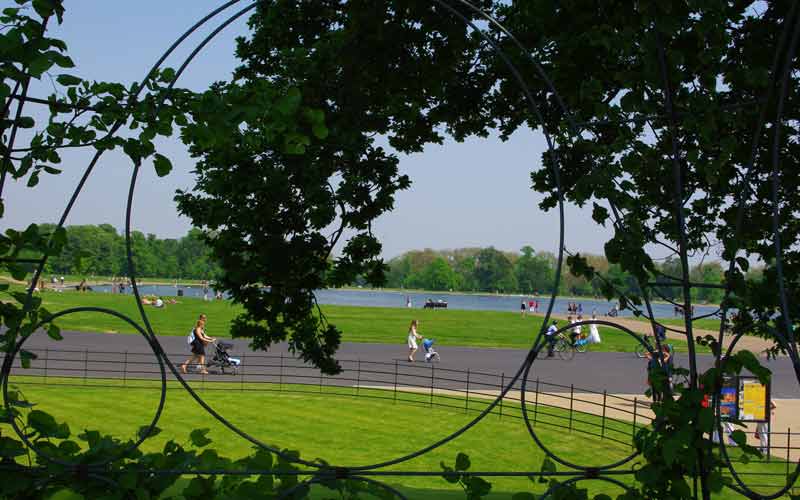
[206,341,241,374]
[423,338,440,362]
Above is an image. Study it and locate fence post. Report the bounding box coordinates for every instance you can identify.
[499,372,504,420]
[319,367,323,393]
[569,384,574,432]
[786,428,791,486]
[534,378,540,425]
[122,351,127,387]
[632,397,638,449]
[393,360,398,403]
[356,359,361,396]
[601,390,607,440]
[465,369,470,414]
[44,348,48,383]
[430,364,435,407]
[279,353,284,392]
[83,349,88,385]
[240,353,245,392]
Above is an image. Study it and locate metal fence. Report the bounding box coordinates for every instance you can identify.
[4,347,798,495]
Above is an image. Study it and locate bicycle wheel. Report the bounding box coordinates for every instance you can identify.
[556,339,575,361]
[575,341,587,353]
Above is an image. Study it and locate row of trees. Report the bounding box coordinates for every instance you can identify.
[25,224,736,302]
[32,224,220,279]
[386,246,740,303]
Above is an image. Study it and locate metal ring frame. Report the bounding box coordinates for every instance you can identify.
[1,1,798,498]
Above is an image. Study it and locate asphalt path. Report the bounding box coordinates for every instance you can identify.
[5,330,799,397]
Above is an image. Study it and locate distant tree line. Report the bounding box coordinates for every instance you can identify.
[385,246,756,304]
[26,224,754,303]
[31,224,221,280]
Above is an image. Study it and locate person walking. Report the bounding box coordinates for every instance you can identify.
[407,319,423,362]
[646,344,671,402]
[588,313,601,344]
[520,300,527,317]
[180,314,215,374]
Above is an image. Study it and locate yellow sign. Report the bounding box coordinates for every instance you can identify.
[738,378,768,422]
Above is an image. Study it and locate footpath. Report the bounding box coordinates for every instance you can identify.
[543,313,777,355]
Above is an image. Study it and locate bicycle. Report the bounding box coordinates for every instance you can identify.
[553,333,576,361]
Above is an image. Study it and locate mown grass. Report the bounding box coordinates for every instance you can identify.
[12,288,709,353]
[6,376,790,498]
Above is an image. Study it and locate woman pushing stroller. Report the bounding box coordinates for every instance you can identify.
[181,314,216,374]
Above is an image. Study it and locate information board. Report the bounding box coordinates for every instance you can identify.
[737,377,770,423]
[719,376,738,420]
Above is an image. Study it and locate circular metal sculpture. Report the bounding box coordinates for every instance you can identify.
[1,1,798,498]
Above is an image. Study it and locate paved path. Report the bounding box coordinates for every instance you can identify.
[9,330,799,398]
[545,313,777,355]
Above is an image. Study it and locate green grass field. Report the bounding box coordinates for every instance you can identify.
[10,377,785,500]
[6,377,791,499]
[12,288,709,353]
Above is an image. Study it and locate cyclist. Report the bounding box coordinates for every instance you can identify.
[545,320,558,358]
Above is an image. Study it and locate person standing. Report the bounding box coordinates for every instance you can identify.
[407,319,423,362]
[755,400,777,453]
[202,280,210,301]
[520,300,527,317]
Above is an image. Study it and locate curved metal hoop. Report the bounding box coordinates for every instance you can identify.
[520,320,655,471]
[3,0,799,497]
[1,307,167,468]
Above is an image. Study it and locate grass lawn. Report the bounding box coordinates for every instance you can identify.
[11,288,708,353]
[6,377,789,498]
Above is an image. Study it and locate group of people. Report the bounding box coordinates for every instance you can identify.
[543,314,602,356]
[520,299,541,316]
[140,295,178,308]
[110,277,130,294]
[566,302,583,314]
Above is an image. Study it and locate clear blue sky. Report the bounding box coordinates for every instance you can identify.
[5,0,614,260]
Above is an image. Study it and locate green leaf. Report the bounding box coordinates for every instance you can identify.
[189,428,212,447]
[28,409,58,436]
[20,349,37,369]
[276,87,302,115]
[28,56,54,78]
[538,457,557,483]
[17,116,35,129]
[46,489,84,500]
[46,324,62,340]
[0,436,26,458]
[311,122,329,140]
[455,452,471,471]
[466,476,492,497]
[440,461,460,484]
[137,425,161,440]
[55,74,82,86]
[153,153,172,177]
[26,171,40,187]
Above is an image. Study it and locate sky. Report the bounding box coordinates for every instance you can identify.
[4,0,615,260]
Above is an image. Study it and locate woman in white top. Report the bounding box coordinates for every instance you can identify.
[588,313,602,344]
[407,319,422,362]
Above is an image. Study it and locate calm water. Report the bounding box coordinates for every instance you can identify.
[91,284,719,318]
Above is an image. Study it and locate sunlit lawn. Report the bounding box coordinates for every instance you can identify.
[5,376,792,498]
[13,288,708,353]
